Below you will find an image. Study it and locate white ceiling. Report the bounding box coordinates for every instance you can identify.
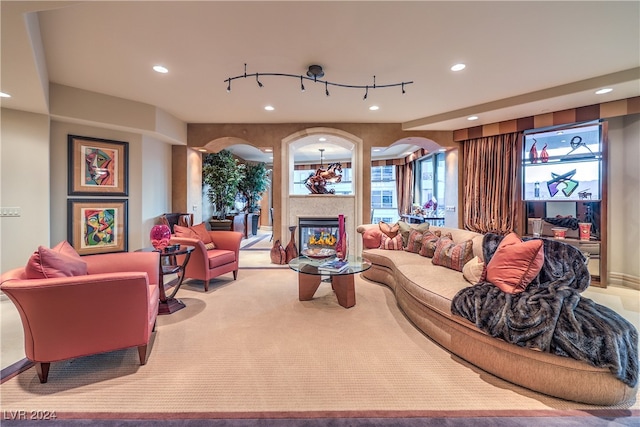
[2,1,639,163]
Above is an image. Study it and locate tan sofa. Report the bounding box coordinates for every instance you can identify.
[357,224,637,406]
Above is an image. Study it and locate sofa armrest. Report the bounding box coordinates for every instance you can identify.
[84,251,160,286]
[357,224,378,234]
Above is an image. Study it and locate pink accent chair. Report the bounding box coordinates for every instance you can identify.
[0,251,160,383]
[170,230,242,292]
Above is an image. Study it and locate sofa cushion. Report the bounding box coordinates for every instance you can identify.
[379,221,400,238]
[379,233,403,250]
[463,256,485,285]
[362,227,383,249]
[207,249,236,268]
[485,232,544,294]
[432,237,474,272]
[418,231,447,258]
[25,241,88,279]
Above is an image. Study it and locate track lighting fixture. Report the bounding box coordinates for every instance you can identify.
[224,63,413,99]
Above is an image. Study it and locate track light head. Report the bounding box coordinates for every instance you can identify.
[363,86,368,101]
[256,74,263,88]
[300,75,305,92]
[325,81,329,97]
[227,79,231,93]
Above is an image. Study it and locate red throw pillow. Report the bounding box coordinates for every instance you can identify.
[418,230,446,258]
[25,241,87,279]
[485,232,544,294]
[378,221,400,238]
[362,227,383,249]
[379,233,403,250]
[432,237,474,272]
[405,229,426,253]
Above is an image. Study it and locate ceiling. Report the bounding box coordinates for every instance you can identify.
[2,1,639,163]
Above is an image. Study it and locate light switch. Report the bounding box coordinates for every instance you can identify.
[0,207,21,217]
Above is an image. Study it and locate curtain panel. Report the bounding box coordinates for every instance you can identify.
[395,162,414,217]
[462,132,522,234]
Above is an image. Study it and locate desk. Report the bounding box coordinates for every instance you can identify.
[288,256,371,308]
[401,214,445,227]
[136,245,194,315]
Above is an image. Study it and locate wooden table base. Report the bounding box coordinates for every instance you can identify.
[298,273,356,308]
[158,297,186,315]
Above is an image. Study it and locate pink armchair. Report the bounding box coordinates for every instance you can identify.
[0,251,160,383]
[170,230,242,291]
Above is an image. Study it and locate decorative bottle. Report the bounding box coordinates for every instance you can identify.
[284,226,298,263]
[335,214,348,261]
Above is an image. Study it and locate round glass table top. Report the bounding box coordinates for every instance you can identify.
[288,255,371,276]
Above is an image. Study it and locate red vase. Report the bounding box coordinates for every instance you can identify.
[150,224,171,250]
[335,214,348,261]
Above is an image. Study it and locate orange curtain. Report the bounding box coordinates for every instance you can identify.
[396,162,414,217]
[463,132,522,234]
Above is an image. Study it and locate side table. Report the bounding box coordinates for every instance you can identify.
[136,245,194,315]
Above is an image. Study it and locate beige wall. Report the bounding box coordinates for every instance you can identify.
[608,114,640,286]
[0,108,51,271]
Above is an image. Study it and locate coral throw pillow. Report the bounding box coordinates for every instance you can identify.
[485,232,544,294]
[418,230,446,258]
[378,221,400,238]
[379,233,403,250]
[174,225,198,239]
[190,223,214,244]
[25,241,87,279]
[362,227,383,249]
[432,237,474,272]
[463,256,485,285]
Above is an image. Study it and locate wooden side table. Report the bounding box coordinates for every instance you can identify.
[136,245,194,315]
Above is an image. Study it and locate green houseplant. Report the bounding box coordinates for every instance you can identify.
[238,162,271,214]
[202,150,245,220]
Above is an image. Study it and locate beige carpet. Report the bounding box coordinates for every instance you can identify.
[1,268,638,416]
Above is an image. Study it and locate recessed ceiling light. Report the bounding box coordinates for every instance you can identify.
[595,88,613,95]
[319,137,327,142]
[373,148,381,152]
[369,105,379,111]
[265,148,273,152]
[264,105,274,111]
[0,92,11,98]
[467,115,479,121]
[438,148,447,152]
[198,148,207,152]
[451,63,466,71]
[153,65,168,73]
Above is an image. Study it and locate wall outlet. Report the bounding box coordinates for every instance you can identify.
[0,207,21,217]
[445,206,456,212]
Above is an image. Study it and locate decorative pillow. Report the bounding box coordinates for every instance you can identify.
[362,227,383,249]
[418,230,446,258]
[379,233,403,250]
[25,241,88,279]
[485,232,544,294]
[398,221,430,247]
[405,229,427,253]
[432,237,474,272]
[174,225,198,239]
[190,223,214,244]
[378,221,400,238]
[462,256,485,285]
[204,242,216,250]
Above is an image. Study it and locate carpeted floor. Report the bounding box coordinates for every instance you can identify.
[1,267,638,425]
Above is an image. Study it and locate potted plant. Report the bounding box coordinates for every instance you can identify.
[238,162,271,235]
[202,150,246,225]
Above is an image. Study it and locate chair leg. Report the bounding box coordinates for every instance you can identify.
[138,345,148,365]
[36,362,50,383]
[204,279,209,292]
[233,270,238,280]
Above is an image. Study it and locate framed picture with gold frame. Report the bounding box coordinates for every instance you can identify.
[68,199,128,255]
[68,135,128,196]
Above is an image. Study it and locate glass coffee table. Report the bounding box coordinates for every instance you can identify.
[288,256,371,308]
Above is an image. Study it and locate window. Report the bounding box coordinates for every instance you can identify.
[418,153,445,215]
[371,165,399,223]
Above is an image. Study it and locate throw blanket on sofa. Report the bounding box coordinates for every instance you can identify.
[451,233,638,387]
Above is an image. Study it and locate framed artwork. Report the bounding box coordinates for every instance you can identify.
[68,135,129,196]
[68,199,128,255]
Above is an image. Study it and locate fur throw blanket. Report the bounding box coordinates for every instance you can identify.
[451,233,638,387]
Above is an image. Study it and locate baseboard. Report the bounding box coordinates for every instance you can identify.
[608,272,640,290]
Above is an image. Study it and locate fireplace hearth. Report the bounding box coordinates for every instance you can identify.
[298,217,341,253]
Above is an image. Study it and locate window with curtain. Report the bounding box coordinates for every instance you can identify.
[371,165,398,223]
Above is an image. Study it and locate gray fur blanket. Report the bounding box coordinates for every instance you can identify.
[451,233,638,387]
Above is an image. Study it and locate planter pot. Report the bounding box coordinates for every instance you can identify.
[209,219,233,231]
[251,213,260,236]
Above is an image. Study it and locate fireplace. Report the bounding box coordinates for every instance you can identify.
[298,217,342,253]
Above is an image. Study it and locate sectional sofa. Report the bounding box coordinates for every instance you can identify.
[357,223,637,406]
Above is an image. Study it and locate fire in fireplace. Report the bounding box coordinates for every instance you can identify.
[298,217,341,253]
